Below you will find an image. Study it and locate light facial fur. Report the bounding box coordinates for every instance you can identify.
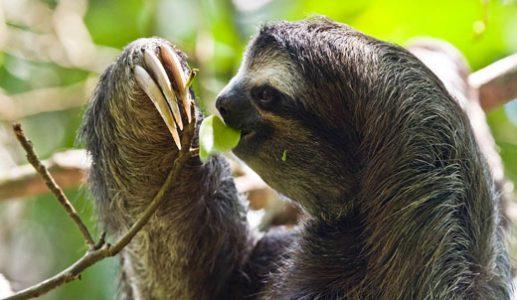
[217,38,359,220]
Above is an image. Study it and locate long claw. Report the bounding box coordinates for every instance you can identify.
[143,49,183,130]
[134,65,182,150]
[159,44,192,123]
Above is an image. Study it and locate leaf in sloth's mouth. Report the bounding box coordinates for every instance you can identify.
[199,115,241,161]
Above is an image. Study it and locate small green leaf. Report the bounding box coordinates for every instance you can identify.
[199,115,241,161]
[281,150,287,162]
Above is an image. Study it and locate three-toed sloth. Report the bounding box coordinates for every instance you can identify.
[81,17,512,299]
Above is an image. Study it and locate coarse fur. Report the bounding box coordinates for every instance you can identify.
[81,18,512,299]
[81,39,247,299]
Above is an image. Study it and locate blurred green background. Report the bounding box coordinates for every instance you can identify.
[0,0,516,299]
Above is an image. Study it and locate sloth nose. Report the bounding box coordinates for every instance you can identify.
[215,89,245,129]
[215,87,256,130]
[216,93,243,129]
[215,95,232,121]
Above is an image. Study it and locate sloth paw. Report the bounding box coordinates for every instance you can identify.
[133,43,194,150]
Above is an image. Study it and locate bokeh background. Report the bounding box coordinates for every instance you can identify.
[0,0,516,299]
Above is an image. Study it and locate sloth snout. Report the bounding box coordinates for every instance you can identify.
[215,95,231,120]
[215,87,257,131]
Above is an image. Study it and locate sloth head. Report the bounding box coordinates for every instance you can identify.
[216,17,454,220]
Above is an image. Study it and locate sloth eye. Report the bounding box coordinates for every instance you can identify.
[251,85,282,108]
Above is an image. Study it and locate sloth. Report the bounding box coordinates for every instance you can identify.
[81,17,512,299]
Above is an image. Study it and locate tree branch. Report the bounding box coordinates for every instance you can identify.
[0,149,273,202]
[3,115,196,300]
[0,149,88,201]
[12,124,95,249]
[469,53,517,111]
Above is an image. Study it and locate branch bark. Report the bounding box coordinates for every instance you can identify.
[0,149,88,201]
[0,149,272,202]
[12,124,95,249]
[469,53,517,111]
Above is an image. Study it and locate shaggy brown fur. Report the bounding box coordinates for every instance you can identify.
[81,18,512,299]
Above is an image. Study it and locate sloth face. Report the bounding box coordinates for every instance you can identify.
[216,19,374,218]
[215,37,307,162]
[216,18,469,221]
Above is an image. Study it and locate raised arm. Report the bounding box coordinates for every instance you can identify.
[80,38,295,299]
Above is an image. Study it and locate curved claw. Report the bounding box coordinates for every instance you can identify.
[134,65,182,150]
[159,44,192,123]
[143,49,183,130]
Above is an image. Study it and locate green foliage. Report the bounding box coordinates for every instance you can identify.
[0,1,516,299]
[85,0,156,48]
[8,189,117,300]
[199,115,241,161]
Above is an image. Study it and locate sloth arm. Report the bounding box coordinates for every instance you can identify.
[81,38,296,299]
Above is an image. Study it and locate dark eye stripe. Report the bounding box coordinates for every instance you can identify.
[251,85,282,110]
[251,84,308,120]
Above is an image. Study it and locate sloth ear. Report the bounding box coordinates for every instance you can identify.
[248,27,284,59]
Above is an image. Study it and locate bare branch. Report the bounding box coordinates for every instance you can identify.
[0,149,88,201]
[0,148,274,202]
[3,113,197,300]
[11,124,95,249]
[469,53,517,111]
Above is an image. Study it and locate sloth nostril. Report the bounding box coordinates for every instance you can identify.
[219,106,229,118]
[216,96,230,119]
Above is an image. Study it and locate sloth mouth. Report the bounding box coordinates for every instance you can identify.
[240,129,255,140]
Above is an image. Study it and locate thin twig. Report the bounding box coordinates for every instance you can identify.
[4,116,196,300]
[0,148,271,202]
[12,124,95,249]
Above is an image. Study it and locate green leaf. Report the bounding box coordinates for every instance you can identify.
[199,115,241,161]
[281,150,287,162]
